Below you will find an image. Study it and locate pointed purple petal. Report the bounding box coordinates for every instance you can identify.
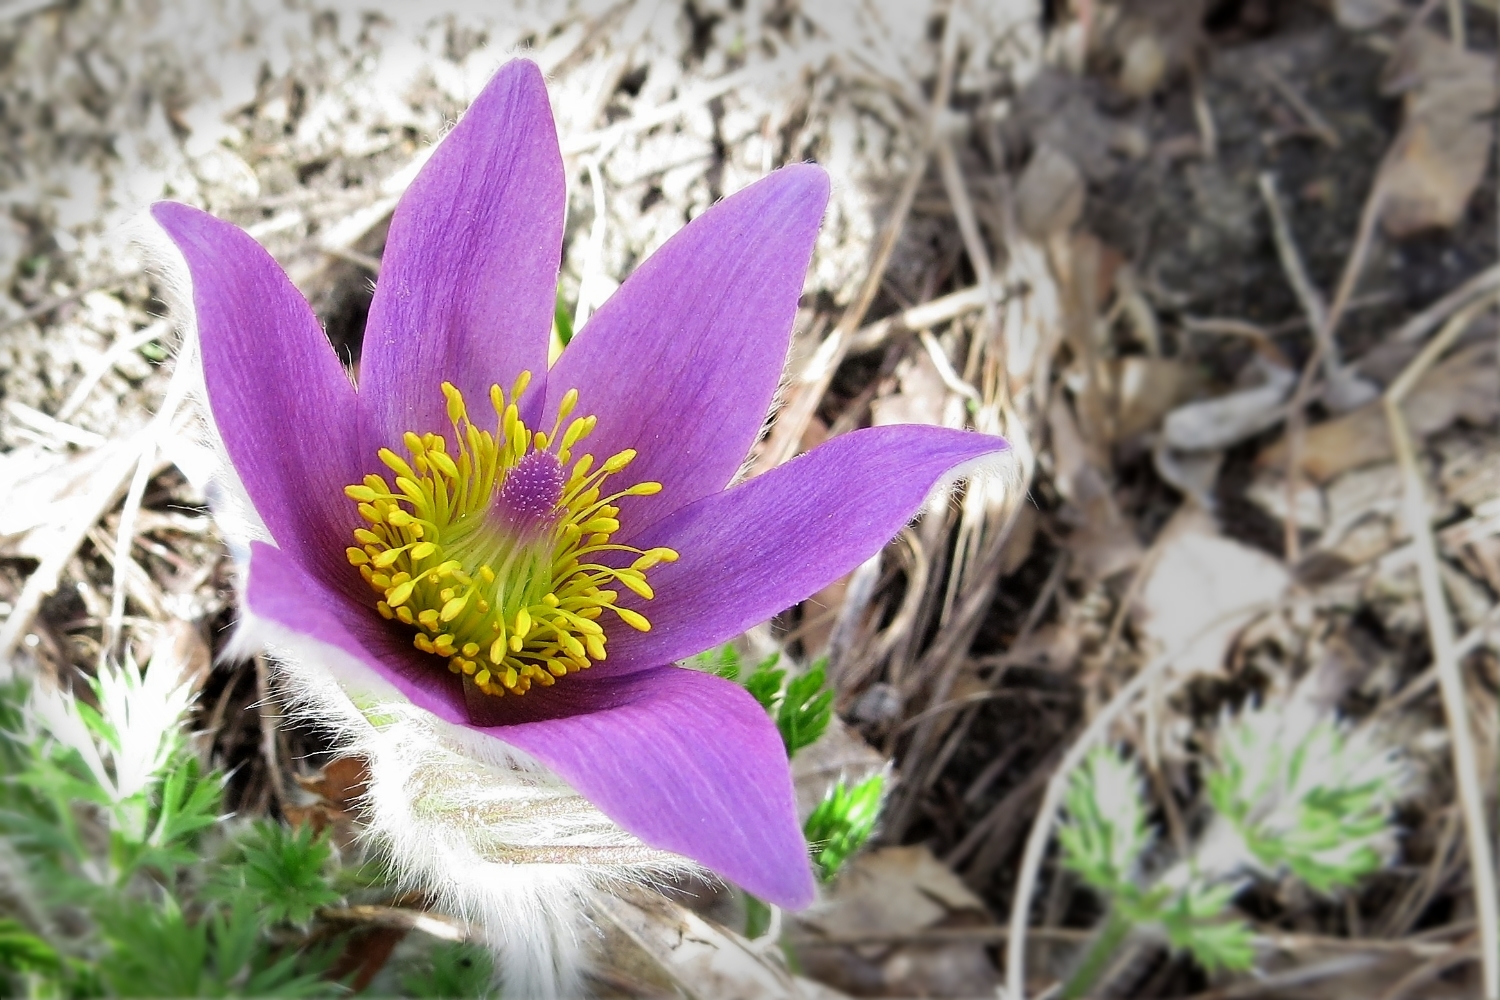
[245,541,469,725]
[360,59,564,446]
[607,425,1009,670]
[493,666,814,908]
[152,202,364,588]
[545,165,829,532]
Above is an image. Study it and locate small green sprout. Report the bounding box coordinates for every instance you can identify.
[805,773,885,882]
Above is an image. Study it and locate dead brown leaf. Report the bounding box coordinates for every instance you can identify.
[795,846,998,999]
[1260,340,1497,482]
[1378,28,1498,237]
[1016,144,1084,239]
[1133,508,1290,677]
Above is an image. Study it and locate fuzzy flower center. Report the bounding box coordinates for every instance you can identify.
[342,373,677,698]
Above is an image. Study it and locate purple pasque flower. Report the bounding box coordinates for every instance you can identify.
[152,58,1006,909]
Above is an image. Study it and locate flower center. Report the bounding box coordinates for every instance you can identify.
[342,373,677,698]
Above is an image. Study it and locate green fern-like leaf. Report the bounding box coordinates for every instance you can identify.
[209,821,341,928]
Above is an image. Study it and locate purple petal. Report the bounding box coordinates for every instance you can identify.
[360,59,564,447]
[245,541,470,726]
[607,425,1009,670]
[493,667,815,908]
[544,165,829,533]
[152,203,364,589]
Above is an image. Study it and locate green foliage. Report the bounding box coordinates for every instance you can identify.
[1206,706,1406,894]
[208,821,342,927]
[1158,884,1256,974]
[742,654,783,712]
[94,895,340,998]
[553,293,574,346]
[398,942,497,999]
[777,663,833,756]
[690,643,742,681]
[0,666,388,998]
[742,895,773,940]
[804,773,884,882]
[1059,711,1410,997]
[1058,746,1255,995]
[1058,747,1149,893]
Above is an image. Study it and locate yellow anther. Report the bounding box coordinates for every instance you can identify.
[511,370,531,400]
[534,431,548,449]
[503,666,519,689]
[377,602,395,620]
[625,482,663,496]
[379,448,416,479]
[584,633,606,660]
[542,593,560,607]
[346,547,369,566]
[509,635,524,653]
[602,449,636,473]
[479,565,496,583]
[441,381,466,423]
[560,417,590,453]
[345,484,378,502]
[354,529,382,545]
[396,607,414,625]
[410,541,437,560]
[429,450,460,479]
[580,517,620,534]
[515,607,531,639]
[373,548,404,569]
[616,571,654,600]
[387,509,413,527]
[386,580,415,607]
[418,609,440,629]
[632,548,679,571]
[462,642,480,658]
[615,607,652,632]
[475,668,492,686]
[441,593,469,622]
[556,387,579,420]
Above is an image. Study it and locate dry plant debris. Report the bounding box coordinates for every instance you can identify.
[0,0,1497,997]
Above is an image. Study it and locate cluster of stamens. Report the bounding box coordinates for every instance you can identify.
[343,373,676,697]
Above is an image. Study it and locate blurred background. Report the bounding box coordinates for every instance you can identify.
[0,0,1496,997]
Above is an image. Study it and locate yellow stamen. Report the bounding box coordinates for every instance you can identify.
[342,375,676,698]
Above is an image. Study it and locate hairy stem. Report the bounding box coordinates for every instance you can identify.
[1062,909,1133,1000]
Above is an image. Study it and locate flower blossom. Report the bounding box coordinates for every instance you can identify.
[152,59,1006,913]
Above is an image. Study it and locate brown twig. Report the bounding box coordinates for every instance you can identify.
[319,905,469,941]
[1257,64,1340,148]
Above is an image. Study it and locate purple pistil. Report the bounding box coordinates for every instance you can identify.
[491,449,565,538]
